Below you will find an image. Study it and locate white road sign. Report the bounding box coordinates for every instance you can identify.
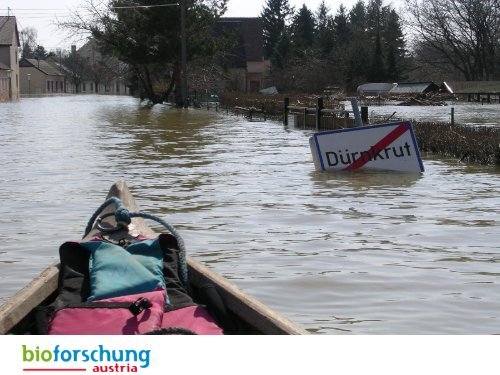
[309,121,424,173]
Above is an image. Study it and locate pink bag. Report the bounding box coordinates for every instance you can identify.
[161,306,223,335]
[48,289,166,335]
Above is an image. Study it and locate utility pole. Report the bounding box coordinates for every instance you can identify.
[180,0,188,108]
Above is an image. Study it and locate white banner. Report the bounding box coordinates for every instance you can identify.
[2,335,499,375]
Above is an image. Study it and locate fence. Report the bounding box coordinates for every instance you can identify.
[283,97,368,131]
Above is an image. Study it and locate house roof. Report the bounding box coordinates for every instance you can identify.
[77,39,102,61]
[214,17,265,68]
[389,82,439,94]
[357,83,397,94]
[20,58,65,76]
[0,16,20,46]
[446,81,500,94]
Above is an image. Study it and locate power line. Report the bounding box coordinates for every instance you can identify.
[3,4,179,11]
[3,9,72,11]
[113,4,179,9]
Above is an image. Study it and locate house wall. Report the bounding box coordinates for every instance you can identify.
[0,74,8,101]
[9,39,19,100]
[246,60,270,92]
[0,32,20,100]
[19,66,66,95]
[80,79,129,94]
[225,62,270,92]
[19,66,41,94]
[77,40,129,95]
[45,76,65,94]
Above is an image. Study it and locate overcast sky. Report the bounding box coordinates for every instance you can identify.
[2,0,384,51]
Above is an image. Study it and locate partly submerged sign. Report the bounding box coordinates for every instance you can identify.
[309,121,424,173]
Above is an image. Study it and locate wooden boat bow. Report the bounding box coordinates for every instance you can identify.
[0,181,308,335]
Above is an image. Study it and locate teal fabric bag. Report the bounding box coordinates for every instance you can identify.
[81,239,166,303]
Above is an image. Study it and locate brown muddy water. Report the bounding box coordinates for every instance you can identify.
[1,95,500,334]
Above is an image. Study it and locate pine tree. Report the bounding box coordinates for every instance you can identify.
[345,1,370,90]
[366,0,386,81]
[314,0,334,57]
[290,4,316,57]
[383,9,406,81]
[332,5,350,48]
[260,0,295,58]
[349,0,367,31]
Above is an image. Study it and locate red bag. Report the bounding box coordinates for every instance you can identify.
[161,306,223,335]
[48,289,166,335]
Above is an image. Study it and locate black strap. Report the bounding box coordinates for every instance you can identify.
[143,327,197,335]
[61,297,153,317]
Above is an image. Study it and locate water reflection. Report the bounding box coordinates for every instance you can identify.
[310,169,422,189]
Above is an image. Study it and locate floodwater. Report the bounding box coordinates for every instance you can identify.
[1,95,500,334]
[350,100,500,126]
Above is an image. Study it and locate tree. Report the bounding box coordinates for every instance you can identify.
[263,0,411,94]
[260,0,295,58]
[344,1,370,90]
[33,45,51,60]
[19,27,38,59]
[383,9,406,81]
[314,1,334,57]
[290,4,316,56]
[366,0,386,81]
[60,0,227,105]
[272,28,292,69]
[60,51,90,93]
[349,0,367,31]
[405,0,500,80]
[332,5,350,47]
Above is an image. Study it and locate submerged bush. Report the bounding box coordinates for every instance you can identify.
[413,121,500,165]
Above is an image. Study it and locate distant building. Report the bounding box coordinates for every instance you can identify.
[358,82,444,97]
[389,82,440,96]
[19,58,66,95]
[357,83,397,97]
[214,18,270,92]
[77,40,129,95]
[446,81,500,103]
[0,16,20,101]
[45,58,77,94]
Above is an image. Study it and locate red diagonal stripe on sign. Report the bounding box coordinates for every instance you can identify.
[343,123,409,171]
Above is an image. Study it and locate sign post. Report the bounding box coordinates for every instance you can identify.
[309,121,424,173]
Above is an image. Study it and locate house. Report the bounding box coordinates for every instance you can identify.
[389,82,440,96]
[0,16,20,101]
[76,40,129,94]
[357,83,397,97]
[445,81,500,103]
[19,58,66,95]
[45,58,77,94]
[215,18,270,92]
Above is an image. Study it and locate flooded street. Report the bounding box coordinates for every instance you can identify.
[1,95,500,334]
